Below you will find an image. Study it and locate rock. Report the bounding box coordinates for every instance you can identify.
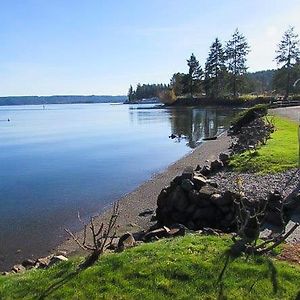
[143,226,170,241]
[12,264,26,273]
[169,186,188,212]
[218,204,231,214]
[192,208,206,220]
[22,259,36,268]
[157,188,169,208]
[36,257,51,268]
[210,159,224,172]
[106,243,118,251]
[192,174,207,190]
[192,206,215,222]
[210,193,223,205]
[150,214,157,222]
[168,224,186,237]
[268,191,283,207]
[117,232,136,251]
[219,152,230,164]
[220,191,238,206]
[198,185,218,201]
[182,166,194,180]
[171,211,187,224]
[200,165,211,176]
[171,175,183,187]
[185,203,197,215]
[181,179,194,192]
[207,181,218,188]
[189,190,210,207]
[284,193,300,212]
[55,250,67,256]
[49,255,68,267]
[264,211,284,227]
[195,164,201,171]
[202,227,222,236]
[186,221,195,230]
[139,209,154,217]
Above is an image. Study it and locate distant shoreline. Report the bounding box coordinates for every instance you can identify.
[0,95,127,106]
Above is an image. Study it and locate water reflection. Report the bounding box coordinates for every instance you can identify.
[130,106,237,149]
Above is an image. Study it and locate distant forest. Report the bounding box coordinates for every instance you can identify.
[127,69,276,101]
[0,95,126,106]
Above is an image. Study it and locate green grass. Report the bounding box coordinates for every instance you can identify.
[230,116,299,173]
[0,235,299,299]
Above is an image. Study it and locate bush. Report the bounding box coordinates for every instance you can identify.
[158,89,177,105]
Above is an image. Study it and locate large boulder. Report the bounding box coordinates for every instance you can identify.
[210,159,224,172]
[117,232,136,251]
[219,153,230,165]
[143,226,170,241]
[169,186,189,212]
[189,190,211,207]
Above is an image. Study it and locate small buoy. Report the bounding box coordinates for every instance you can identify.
[7,118,10,122]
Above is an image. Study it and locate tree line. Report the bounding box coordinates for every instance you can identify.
[127,83,169,102]
[128,26,300,103]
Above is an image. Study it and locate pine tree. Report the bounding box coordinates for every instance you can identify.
[187,53,203,98]
[275,26,300,98]
[127,85,134,102]
[225,29,250,98]
[205,38,226,98]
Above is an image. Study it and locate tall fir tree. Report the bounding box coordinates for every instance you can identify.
[275,26,300,98]
[187,53,203,98]
[127,85,134,102]
[205,38,226,98]
[225,29,250,98]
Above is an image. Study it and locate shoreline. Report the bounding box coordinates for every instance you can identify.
[57,131,232,257]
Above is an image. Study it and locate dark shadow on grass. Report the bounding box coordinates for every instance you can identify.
[38,269,80,300]
[217,241,279,297]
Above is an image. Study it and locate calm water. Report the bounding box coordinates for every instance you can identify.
[0,103,237,270]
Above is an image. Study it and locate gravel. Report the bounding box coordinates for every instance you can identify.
[212,168,299,201]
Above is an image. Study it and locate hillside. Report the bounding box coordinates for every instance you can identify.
[0,95,127,106]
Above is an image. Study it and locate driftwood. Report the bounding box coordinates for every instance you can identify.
[65,202,119,269]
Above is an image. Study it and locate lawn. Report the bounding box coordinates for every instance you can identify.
[0,235,299,299]
[230,115,299,173]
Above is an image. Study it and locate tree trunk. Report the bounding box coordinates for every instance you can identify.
[190,78,193,98]
[285,67,291,99]
[233,74,237,98]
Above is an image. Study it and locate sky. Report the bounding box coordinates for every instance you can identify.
[0,0,300,96]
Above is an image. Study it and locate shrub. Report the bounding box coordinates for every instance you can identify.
[158,89,177,105]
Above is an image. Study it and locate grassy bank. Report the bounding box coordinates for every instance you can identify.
[0,235,299,299]
[230,116,299,173]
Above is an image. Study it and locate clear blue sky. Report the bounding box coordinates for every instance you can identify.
[0,0,299,96]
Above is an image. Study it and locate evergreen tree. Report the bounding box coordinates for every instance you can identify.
[205,38,226,98]
[225,29,250,98]
[170,72,189,96]
[275,26,300,98]
[127,85,134,102]
[187,53,203,98]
